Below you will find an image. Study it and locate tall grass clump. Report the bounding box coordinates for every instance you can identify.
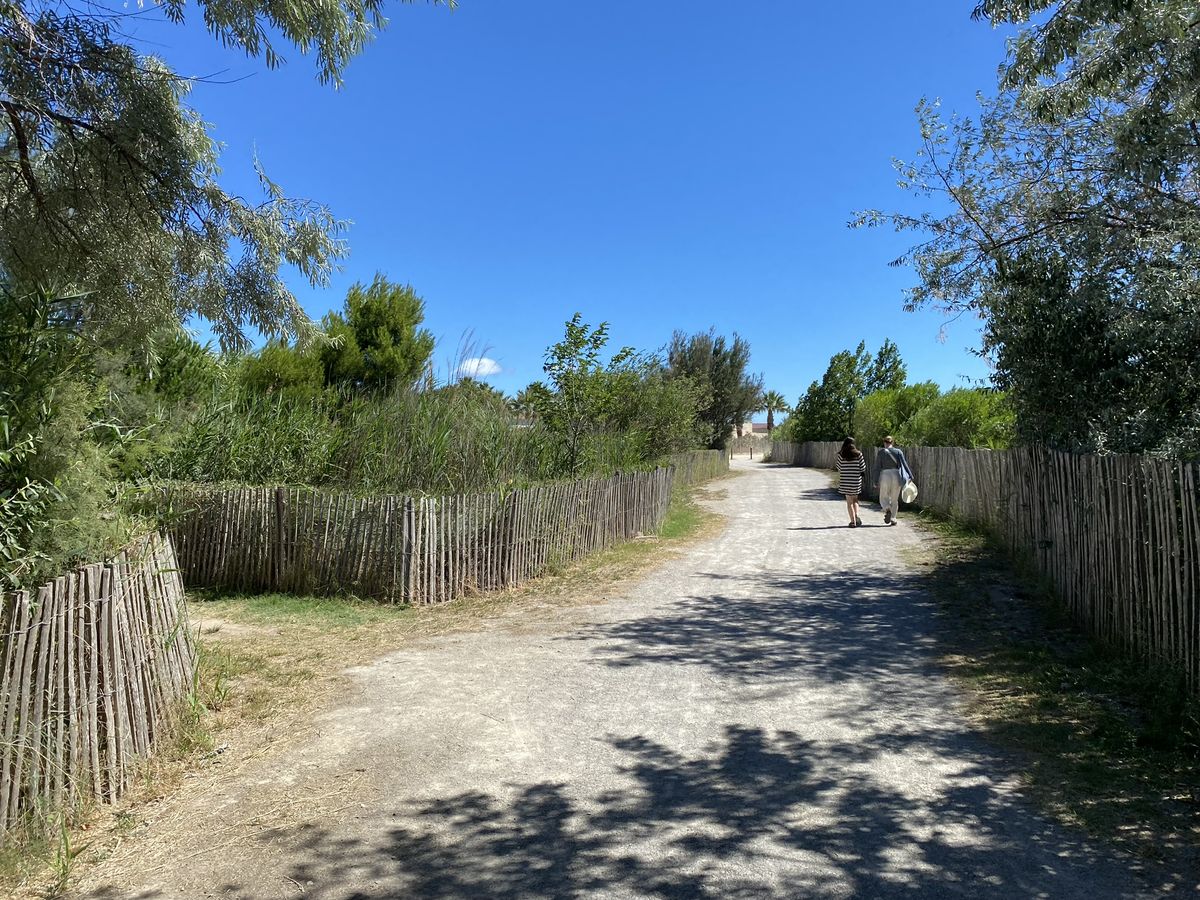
[330,384,560,493]
[152,373,700,496]
[154,383,548,494]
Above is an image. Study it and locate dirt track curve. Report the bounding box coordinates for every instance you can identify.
[79,460,1161,899]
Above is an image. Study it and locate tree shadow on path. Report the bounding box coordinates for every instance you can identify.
[79,492,1177,899]
[146,724,1157,899]
[569,571,944,689]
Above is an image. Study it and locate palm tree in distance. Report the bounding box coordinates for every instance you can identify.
[509,384,544,424]
[762,390,790,434]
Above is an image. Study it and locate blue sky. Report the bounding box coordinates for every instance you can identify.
[133,1,1018,411]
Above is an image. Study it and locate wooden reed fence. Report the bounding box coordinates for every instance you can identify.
[727,435,768,456]
[768,440,840,470]
[771,440,1200,692]
[166,466,678,604]
[0,532,195,844]
[668,449,729,487]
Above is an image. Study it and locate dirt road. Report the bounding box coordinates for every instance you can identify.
[80,461,1159,898]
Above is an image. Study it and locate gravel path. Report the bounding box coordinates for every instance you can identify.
[82,461,1160,899]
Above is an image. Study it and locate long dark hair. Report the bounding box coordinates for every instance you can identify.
[839,437,861,460]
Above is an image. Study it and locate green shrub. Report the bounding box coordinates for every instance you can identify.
[852,382,940,450]
[238,341,325,399]
[848,383,1014,451]
[901,388,1015,449]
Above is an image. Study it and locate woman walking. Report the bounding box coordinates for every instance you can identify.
[836,437,867,527]
[875,435,911,526]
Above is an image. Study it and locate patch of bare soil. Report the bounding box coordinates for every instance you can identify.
[192,615,280,642]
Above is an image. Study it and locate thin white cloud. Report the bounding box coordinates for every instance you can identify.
[459,356,502,378]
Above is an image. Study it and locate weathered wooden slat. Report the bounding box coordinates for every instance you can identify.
[0,535,196,845]
[156,455,727,609]
[24,584,53,815]
[0,591,31,834]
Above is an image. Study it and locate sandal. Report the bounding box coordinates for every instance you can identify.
[856,517,863,527]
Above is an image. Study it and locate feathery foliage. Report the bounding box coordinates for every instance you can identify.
[857,2,1200,457]
[0,0,452,351]
[0,286,130,587]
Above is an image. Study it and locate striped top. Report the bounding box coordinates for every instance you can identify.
[836,453,867,495]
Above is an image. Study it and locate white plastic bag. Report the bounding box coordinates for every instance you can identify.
[900,479,919,504]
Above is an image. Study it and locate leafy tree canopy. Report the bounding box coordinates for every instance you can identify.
[326,275,436,390]
[131,330,225,407]
[535,314,704,474]
[241,339,325,398]
[782,341,908,443]
[511,383,549,422]
[667,329,763,449]
[535,314,634,475]
[0,0,451,351]
[235,273,435,393]
[784,343,868,443]
[975,0,1200,128]
[864,338,907,394]
[318,310,366,387]
[858,2,1200,457]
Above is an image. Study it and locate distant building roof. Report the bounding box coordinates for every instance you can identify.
[751,423,770,434]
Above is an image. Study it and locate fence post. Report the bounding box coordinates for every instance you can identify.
[273,487,287,591]
[401,497,414,603]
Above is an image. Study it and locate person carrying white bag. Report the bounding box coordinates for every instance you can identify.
[875,436,915,526]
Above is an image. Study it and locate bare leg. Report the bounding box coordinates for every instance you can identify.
[845,496,856,524]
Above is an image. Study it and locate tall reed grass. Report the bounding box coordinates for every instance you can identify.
[153,382,672,495]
